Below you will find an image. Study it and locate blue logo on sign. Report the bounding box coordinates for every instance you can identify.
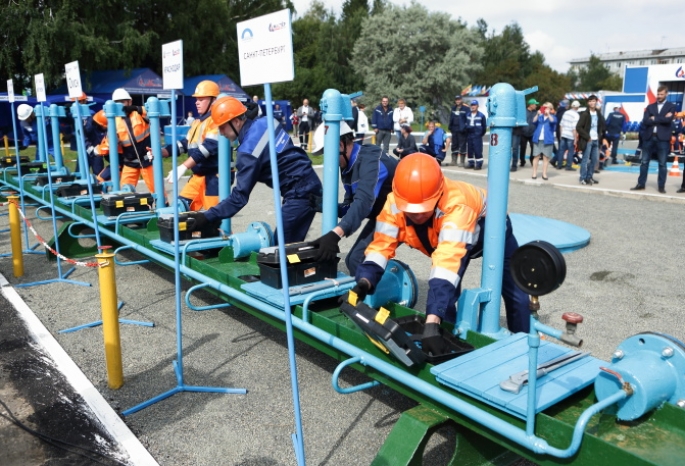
[676,66,685,79]
[241,28,253,41]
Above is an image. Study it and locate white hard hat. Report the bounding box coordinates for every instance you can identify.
[112,88,132,101]
[311,121,354,155]
[571,100,580,108]
[17,104,33,121]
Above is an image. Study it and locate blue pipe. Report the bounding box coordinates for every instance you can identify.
[217,92,232,235]
[146,97,166,209]
[321,89,342,234]
[104,101,122,191]
[264,82,307,466]
[480,83,516,337]
[331,357,380,394]
[10,171,628,459]
[48,104,65,170]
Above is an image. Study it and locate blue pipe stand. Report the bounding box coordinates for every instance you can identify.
[122,88,246,417]
[263,83,306,466]
[15,103,91,290]
[217,92,232,235]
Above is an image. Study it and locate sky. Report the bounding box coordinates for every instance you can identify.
[289,0,685,73]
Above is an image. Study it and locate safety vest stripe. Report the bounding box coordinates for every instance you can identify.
[198,143,210,158]
[390,203,401,215]
[439,228,474,244]
[205,132,219,141]
[375,221,398,238]
[365,252,388,269]
[176,140,184,152]
[252,131,270,158]
[429,266,460,287]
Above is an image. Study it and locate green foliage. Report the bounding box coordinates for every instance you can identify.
[352,2,482,124]
[576,54,623,91]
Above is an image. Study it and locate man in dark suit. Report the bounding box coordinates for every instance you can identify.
[631,85,677,193]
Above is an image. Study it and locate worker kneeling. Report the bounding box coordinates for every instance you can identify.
[352,153,530,355]
[310,121,398,275]
[186,96,322,243]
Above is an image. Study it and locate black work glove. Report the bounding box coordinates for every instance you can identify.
[312,230,341,262]
[351,279,370,302]
[186,211,207,231]
[245,101,259,120]
[422,323,447,357]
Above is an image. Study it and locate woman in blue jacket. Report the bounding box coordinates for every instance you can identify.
[531,102,557,180]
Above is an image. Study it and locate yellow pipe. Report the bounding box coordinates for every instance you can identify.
[3,135,8,156]
[60,133,65,159]
[8,196,24,277]
[96,250,124,389]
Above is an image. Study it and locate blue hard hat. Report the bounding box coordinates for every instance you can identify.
[470,100,478,106]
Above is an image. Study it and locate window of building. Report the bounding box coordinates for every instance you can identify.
[651,59,657,64]
[639,60,645,65]
[677,58,683,63]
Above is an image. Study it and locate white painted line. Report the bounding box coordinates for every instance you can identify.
[0,272,159,466]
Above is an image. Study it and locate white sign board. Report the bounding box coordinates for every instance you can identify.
[35,74,47,102]
[7,79,15,103]
[162,40,183,90]
[237,9,294,86]
[65,61,83,99]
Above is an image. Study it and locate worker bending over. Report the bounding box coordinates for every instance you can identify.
[352,153,530,355]
[310,121,397,275]
[187,96,322,243]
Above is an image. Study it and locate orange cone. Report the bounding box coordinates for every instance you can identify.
[669,154,681,177]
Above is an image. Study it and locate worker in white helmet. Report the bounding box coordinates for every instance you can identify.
[16,103,54,160]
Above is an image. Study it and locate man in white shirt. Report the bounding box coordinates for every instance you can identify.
[296,98,315,151]
[252,95,263,117]
[555,100,580,170]
[392,99,414,141]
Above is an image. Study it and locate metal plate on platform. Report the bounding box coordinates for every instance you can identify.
[430,333,603,419]
[149,238,231,255]
[510,213,590,254]
[58,195,102,207]
[242,272,353,308]
[96,213,155,226]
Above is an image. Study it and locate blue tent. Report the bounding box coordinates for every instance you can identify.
[52,68,164,104]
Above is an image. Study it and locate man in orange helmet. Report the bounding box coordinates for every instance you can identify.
[187,96,322,243]
[352,153,529,354]
[161,80,221,210]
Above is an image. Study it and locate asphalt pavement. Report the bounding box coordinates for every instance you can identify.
[1,140,685,466]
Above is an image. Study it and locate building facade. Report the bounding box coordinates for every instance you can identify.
[569,48,685,76]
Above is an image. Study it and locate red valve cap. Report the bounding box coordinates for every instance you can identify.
[562,312,583,324]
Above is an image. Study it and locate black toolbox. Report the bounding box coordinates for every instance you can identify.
[157,213,221,243]
[256,242,338,289]
[55,183,100,198]
[0,155,30,167]
[339,297,426,367]
[101,193,154,217]
[394,315,474,364]
[34,174,76,186]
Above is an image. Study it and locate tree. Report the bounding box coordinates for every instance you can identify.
[474,22,532,90]
[576,54,623,91]
[351,1,482,124]
[523,52,571,105]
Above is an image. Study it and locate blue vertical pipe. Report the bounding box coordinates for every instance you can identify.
[48,104,65,170]
[104,101,121,191]
[72,102,102,248]
[72,105,90,180]
[170,88,185,380]
[146,97,165,208]
[479,83,517,336]
[34,105,47,164]
[218,130,231,234]
[320,89,342,234]
[264,83,306,466]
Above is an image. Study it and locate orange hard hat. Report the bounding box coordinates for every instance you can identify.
[93,110,108,128]
[392,153,444,213]
[211,96,247,126]
[192,80,220,98]
[71,92,88,102]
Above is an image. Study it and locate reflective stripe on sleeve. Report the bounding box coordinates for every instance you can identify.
[429,266,460,287]
[252,131,270,158]
[198,143,210,158]
[439,228,474,244]
[375,221,398,238]
[365,252,388,269]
